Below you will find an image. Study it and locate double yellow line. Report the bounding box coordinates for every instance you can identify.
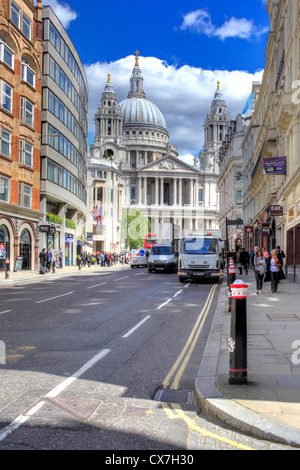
[163,283,217,390]
[161,283,254,451]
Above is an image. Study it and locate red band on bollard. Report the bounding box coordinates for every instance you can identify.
[230,368,247,373]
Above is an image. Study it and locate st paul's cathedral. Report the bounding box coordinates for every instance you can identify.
[86,52,230,252]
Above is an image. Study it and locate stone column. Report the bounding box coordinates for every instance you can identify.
[143,176,147,205]
[178,178,182,207]
[194,179,197,206]
[155,177,159,205]
[189,179,193,205]
[160,177,164,206]
[173,178,177,206]
[138,177,142,205]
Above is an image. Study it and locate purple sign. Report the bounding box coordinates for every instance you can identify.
[263,157,286,175]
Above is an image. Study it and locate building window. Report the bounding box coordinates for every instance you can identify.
[11,1,20,28]
[19,140,33,167]
[21,58,35,87]
[23,185,32,209]
[22,14,31,40]
[236,166,243,182]
[236,190,243,206]
[0,175,9,203]
[198,189,203,202]
[1,81,13,113]
[18,183,22,206]
[1,128,11,157]
[20,97,34,128]
[0,36,14,69]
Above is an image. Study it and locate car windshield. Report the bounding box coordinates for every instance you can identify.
[151,246,172,255]
[181,238,218,254]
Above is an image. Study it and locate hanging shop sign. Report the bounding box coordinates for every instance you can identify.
[263,157,286,175]
[270,205,284,217]
[244,226,253,234]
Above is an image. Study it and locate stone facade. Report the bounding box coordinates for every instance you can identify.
[0,0,43,271]
[242,0,300,281]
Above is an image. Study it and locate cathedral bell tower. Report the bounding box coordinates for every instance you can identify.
[94,73,124,146]
[128,50,146,99]
[200,82,231,173]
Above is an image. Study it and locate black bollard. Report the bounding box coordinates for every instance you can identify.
[229,281,248,385]
[5,260,9,279]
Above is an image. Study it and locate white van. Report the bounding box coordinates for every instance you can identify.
[147,245,178,273]
[130,249,148,268]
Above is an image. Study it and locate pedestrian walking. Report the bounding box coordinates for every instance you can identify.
[270,249,280,293]
[238,248,249,275]
[87,252,92,267]
[59,248,63,268]
[47,249,53,273]
[276,246,286,282]
[39,248,47,274]
[253,249,267,294]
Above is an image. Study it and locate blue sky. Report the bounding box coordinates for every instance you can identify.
[42,0,269,161]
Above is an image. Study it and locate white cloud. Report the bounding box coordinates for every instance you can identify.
[40,0,78,28]
[179,9,269,40]
[85,55,264,162]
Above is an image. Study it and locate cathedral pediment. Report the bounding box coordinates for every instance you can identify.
[139,156,199,174]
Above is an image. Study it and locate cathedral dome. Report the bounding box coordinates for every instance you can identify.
[119,52,167,132]
[119,97,167,131]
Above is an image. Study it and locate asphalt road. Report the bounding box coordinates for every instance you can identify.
[0,266,292,453]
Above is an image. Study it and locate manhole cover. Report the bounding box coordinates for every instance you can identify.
[25,397,101,420]
[154,388,194,404]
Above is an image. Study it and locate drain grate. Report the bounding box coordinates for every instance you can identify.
[154,387,194,404]
[267,314,299,321]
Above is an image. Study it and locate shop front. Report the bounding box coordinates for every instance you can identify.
[65,235,73,266]
[19,228,32,271]
[0,225,10,272]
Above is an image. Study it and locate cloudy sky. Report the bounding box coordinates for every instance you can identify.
[40,0,269,163]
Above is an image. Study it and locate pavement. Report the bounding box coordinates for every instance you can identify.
[2,263,300,448]
[0,262,125,285]
[195,268,300,448]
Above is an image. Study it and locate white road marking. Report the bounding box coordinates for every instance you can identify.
[114,276,129,282]
[0,348,111,442]
[36,291,74,304]
[122,316,151,338]
[173,290,183,298]
[0,310,12,315]
[157,298,172,310]
[87,282,107,289]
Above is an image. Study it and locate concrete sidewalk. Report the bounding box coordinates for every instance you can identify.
[195,269,300,448]
[0,262,128,285]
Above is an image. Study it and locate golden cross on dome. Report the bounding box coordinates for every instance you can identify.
[135,50,140,65]
[107,73,111,83]
[217,81,220,90]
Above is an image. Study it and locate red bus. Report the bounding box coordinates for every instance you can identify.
[144,234,157,249]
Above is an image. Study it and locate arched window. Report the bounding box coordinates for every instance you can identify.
[21,57,36,88]
[0,36,14,69]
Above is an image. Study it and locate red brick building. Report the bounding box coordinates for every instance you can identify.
[0,0,43,271]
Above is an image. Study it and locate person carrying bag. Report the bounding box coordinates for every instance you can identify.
[254,249,266,294]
